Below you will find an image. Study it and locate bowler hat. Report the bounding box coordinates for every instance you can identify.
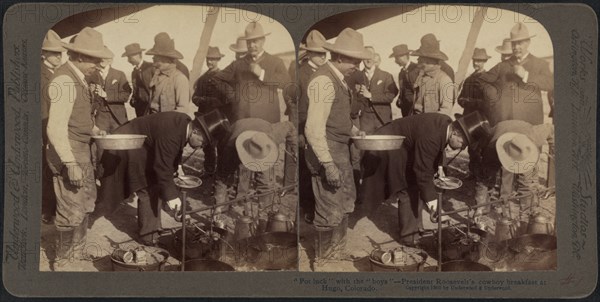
[229,36,248,53]
[472,48,491,61]
[411,33,448,61]
[508,22,536,42]
[389,44,412,58]
[240,22,271,40]
[206,46,225,59]
[496,132,539,174]
[193,109,231,147]
[63,27,113,59]
[236,130,279,172]
[454,111,492,145]
[323,28,372,60]
[121,43,145,57]
[300,30,327,53]
[42,29,66,52]
[495,38,513,55]
[146,32,184,59]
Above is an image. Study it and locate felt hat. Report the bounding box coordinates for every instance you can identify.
[229,36,248,53]
[42,29,66,52]
[240,22,271,40]
[121,43,145,57]
[454,111,492,145]
[146,32,184,59]
[495,38,513,55]
[236,131,279,172]
[389,44,412,58]
[508,22,536,42]
[206,46,225,59]
[472,48,491,61]
[300,30,327,53]
[323,28,372,60]
[496,132,540,174]
[411,33,448,61]
[63,27,113,59]
[192,110,231,147]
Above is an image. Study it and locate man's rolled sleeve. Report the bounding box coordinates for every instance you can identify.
[305,75,335,163]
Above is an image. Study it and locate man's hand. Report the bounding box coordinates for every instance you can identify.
[65,162,84,187]
[435,166,445,179]
[323,162,342,188]
[166,198,182,212]
[298,134,307,149]
[359,85,372,99]
[249,63,264,79]
[513,65,528,80]
[92,126,107,136]
[426,200,438,213]
[176,165,185,177]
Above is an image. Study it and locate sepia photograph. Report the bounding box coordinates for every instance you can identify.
[39,4,299,272]
[297,5,556,272]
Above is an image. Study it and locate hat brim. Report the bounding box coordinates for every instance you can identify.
[229,44,247,53]
[508,34,536,42]
[495,46,513,55]
[235,130,279,172]
[300,45,327,53]
[121,49,145,57]
[42,45,67,52]
[388,51,411,58]
[411,49,448,61]
[472,55,491,61]
[146,48,184,59]
[495,132,539,174]
[206,54,225,59]
[240,32,271,40]
[323,42,373,60]
[63,44,113,59]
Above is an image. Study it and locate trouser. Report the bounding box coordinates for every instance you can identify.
[298,142,315,216]
[310,140,356,231]
[203,143,217,170]
[397,187,423,245]
[500,165,539,211]
[136,185,162,243]
[46,140,97,231]
[42,145,57,217]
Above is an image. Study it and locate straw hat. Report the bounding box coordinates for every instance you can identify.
[240,22,271,40]
[411,33,448,61]
[236,131,279,172]
[508,22,536,42]
[206,46,225,59]
[42,29,66,52]
[63,27,113,59]
[389,44,412,58]
[472,48,491,61]
[323,28,372,60]
[300,30,327,53]
[229,36,248,53]
[495,38,513,54]
[121,43,145,57]
[496,132,540,174]
[192,110,230,147]
[146,32,183,59]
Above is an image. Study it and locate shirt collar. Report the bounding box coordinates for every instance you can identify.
[43,60,55,72]
[251,51,265,62]
[517,52,530,63]
[307,60,318,70]
[67,60,88,85]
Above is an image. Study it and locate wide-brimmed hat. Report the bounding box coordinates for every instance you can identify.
[508,22,536,42]
[236,130,279,172]
[323,28,372,60]
[42,29,66,52]
[472,48,491,61]
[192,110,230,147]
[454,111,492,145]
[229,36,248,53]
[240,22,271,40]
[389,44,412,58]
[300,30,327,53]
[206,46,225,59]
[121,43,145,57]
[146,32,184,59]
[495,38,513,54]
[496,132,540,174]
[411,33,448,61]
[63,27,113,59]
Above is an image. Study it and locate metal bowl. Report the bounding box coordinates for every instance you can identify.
[433,176,463,190]
[352,135,405,151]
[110,245,169,271]
[92,134,147,150]
[173,175,202,189]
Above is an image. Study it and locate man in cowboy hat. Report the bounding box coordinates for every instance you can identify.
[96,110,230,246]
[295,30,328,224]
[304,28,372,264]
[146,32,191,117]
[123,43,155,117]
[212,22,292,124]
[41,29,67,224]
[495,38,513,62]
[390,44,420,117]
[359,112,491,246]
[478,22,553,126]
[411,33,455,117]
[46,27,112,265]
[192,46,227,174]
[229,36,248,60]
[474,120,553,216]
[213,118,297,228]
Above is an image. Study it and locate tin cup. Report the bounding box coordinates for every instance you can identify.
[134,250,147,264]
[392,249,405,265]
[372,250,392,264]
[112,249,134,263]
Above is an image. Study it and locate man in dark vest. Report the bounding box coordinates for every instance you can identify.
[46,27,112,266]
[390,44,420,117]
[123,43,154,117]
[305,28,372,265]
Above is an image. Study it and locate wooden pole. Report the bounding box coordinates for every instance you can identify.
[189,6,220,94]
[454,7,487,89]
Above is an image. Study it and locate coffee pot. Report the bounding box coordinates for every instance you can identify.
[234,216,256,240]
[527,213,555,235]
[267,212,295,233]
[494,217,517,242]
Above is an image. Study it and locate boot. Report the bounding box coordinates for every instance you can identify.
[72,215,89,250]
[314,229,334,267]
[330,215,352,260]
[54,229,75,266]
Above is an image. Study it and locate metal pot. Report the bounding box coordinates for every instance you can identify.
[173,226,228,260]
[435,227,490,262]
[183,259,235,271]
[239,232,298,270]
[527,214,555,235]
[267,212,294,233]
[352,135,405,151]
[92,134,147,150]
[234,216,257,241]
[494,218,518,242]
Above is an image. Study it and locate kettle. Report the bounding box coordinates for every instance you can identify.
[527,213,555,235]
[494,217,517,242]
[267,212,295,233]
[234,216,256,240]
